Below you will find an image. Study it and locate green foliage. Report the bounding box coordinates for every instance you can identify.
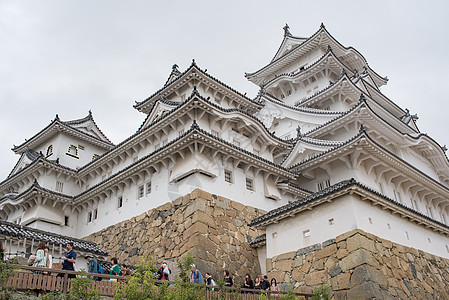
[114,256,158,300]
[311,284,331,300]
[114,255,206,300]
[279,289,298,300]
[0,260,16,293]
[40,291,67,300]
[176,254,194,282]
[68,270,100,300]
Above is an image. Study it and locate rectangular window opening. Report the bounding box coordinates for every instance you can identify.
[303,229,311,238]
[138,185,144,198]
[146,181,152,195]
[56,181,64,193]
[224,170,232,183]
[87,212,92,223]
[93,209,98,220]
[64,216,69,226]
[118,196,123,208]
[245,178,254,191]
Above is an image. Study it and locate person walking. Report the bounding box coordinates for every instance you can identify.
[190,264,203,284]
[86,254,102,281]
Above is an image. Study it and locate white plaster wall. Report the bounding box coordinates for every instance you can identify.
[265,194,358,258]
[256,245,267,275]
[265,194,449,260]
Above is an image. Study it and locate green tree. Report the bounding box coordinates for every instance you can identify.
[69,270,100,300]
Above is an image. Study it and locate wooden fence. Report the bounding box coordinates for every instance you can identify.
[6,264,312,299]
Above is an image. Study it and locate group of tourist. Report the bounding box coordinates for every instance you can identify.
[189,264,279,293]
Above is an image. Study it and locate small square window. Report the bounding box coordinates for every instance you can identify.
[146,181,152,195]
[224,170,232,183]
[303,230,311,238]
[246,178,254,191]
[138,185,144,198]
[118,196,123,208]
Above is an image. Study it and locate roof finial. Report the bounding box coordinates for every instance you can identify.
[172,64,179,71]
[55,114,60,121]
[283,23,291,36]
[191,59,196,66]
[320,22,325,29]
[442,145,448,152]
[88,110,92,117]
[296,125,302,139]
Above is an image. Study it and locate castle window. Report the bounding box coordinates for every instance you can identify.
[287,90,292,96]
[138,185,144,198]
[87,212,92,223]
[117,196,123,208]
[224,170,233,183]
[93,209,98,220]
[56,181,64,192]
[66,145,79,158]
[46,145,53,157]
[92,154,100,160]
[317,179,330,191]
[64,216,69,226]
[146,181,152,195]
[246,178,254,191]
[303,229,311,238]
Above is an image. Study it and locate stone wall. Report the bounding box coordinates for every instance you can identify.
[266,229,449,299]
[84,189,265,279]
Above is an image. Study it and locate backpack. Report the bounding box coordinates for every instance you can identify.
[97,263,104,274]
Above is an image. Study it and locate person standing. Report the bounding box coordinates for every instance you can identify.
[110,257,120,275]
[243,274,254,293]
[190,264,203,284]
[157,262,171,281]
[33,241,47,274]
[260,275,270,291]
[254,277,261,290]
[270,278,279,296]
[60,242,76,278]
[223,270,233,288]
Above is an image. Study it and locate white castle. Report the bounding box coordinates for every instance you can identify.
[1,24,449,275]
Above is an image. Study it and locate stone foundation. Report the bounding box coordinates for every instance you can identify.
[267,229,449,299]
[84,189,265,279]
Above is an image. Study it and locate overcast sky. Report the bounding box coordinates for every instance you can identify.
[1,0,448,180]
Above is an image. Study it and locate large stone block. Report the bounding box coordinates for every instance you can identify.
[183,198,206,218]
[346,233,375,253]
[182,222,208,240]
[340,248,374,272]
[330,272,350,291]
[347,281,382,299]
[315,244,337,260]
[275,259,293,272]
[304,269,328,286]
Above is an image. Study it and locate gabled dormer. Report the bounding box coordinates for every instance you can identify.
[134,61,263,115]
[11,112,113,170]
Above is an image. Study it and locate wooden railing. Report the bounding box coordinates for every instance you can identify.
[6,265,312,299]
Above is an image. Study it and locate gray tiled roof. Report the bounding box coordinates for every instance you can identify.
[0,220,108,256]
